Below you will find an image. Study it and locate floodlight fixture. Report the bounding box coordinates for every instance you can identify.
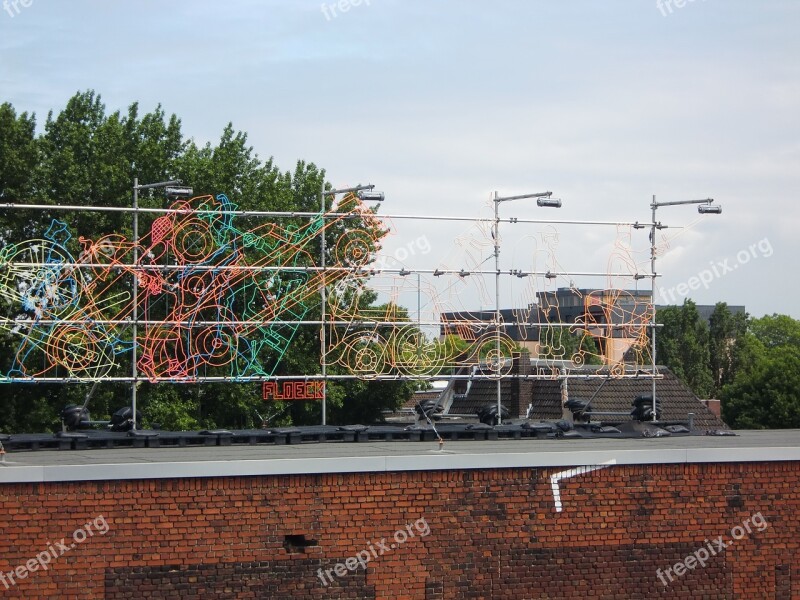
[165,186,194,198]
[698,203,722,214]
[537,197,562,208]
[358,190,385,202]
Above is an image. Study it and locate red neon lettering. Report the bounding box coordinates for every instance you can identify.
[262,381,324,401]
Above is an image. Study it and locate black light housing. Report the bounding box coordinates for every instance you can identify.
[109,407,142,432]
[477,403,509,426]
[60,405,91,431]
[415,399,443,420]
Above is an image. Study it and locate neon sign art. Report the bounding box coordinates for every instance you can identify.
[0,192,385,382]
[262,381,325,401]
[0,192,654,384]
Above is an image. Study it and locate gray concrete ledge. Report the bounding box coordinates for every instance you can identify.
[0,430,798,483]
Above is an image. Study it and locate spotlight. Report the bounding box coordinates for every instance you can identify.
[537,198,562,208]
[358,191,385,202]
[698,204,722,214]
[165,186,194,198]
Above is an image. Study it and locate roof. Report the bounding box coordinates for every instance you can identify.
[450,378,515,415]
[557,367,727,430]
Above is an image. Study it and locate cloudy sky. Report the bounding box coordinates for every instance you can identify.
[1,0,798,319]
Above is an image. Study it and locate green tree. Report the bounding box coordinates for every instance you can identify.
[0,103,39,203]
[0,102,42,242]
[722,345,800,429]
[708,302,748,397]
[139,384,200,431]
[655,300,713,398]
[749,314,800,349]
[722,313,800,428]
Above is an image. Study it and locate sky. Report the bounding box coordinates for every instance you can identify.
[1,0,798,319]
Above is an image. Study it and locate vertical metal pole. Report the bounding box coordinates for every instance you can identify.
[417,272,421,358]
[494,192,502,425]
[650,195,658,422]
[561,367,570,420]
[131,178,139,430]
[320,179,327,426]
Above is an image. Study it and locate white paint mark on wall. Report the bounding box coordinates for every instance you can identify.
[550,459,617,512]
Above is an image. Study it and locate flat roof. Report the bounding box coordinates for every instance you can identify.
[1,430,799,483]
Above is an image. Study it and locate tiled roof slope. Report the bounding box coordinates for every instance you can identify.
[404,390,441,410]
[558,367,728,430]
[449,378,515,415]
[448,363,728,430]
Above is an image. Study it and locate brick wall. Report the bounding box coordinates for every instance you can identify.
[1,462,799,598]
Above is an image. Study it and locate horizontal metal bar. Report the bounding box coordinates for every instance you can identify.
[134,180,182,191]
[653,198,713,208]
[4,262,349,271]
[0,203,652,227]
[1,262,658,279]
[0,318,656,328]
[0,373,664,383]
[323,184,374,195]
[495,191,552,202]
[0,319,467,327]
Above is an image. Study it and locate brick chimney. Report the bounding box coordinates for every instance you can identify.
[702,399,721,417]
[510,350,533,418]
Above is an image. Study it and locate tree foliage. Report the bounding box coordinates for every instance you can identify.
[708,302,748,396]
[722,315,800,429]
[655,299,714,398]
[656,298,800,429]
[748,314,800,350]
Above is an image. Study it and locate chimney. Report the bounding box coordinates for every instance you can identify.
[511,350,532,418]
[702,399,721,417]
